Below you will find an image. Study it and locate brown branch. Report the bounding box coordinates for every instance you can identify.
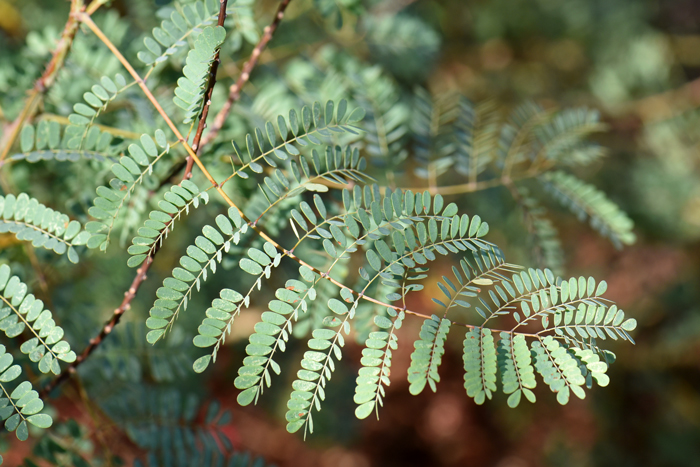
[40,257,153,397]
[201,0,293,148]
[77,14,238,210]
[42,1,230,397]
[44,0,419,397]
[0,0,85,163]
[163,0,293,183]
[41,0,536,398]
[184,0,230,179]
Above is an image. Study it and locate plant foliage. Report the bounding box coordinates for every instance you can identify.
[173,26,226,124]
[0,0,643,462]
[0,193,89,263]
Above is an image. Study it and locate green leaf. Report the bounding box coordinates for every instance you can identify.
[237,387,258,406]
[355,402,375,419]
[16,420,28,440]
[240,258,263,275]
[0,364,20,382]
[27,414,52,429]
[0,194,86,259]
[193,355,211,373]
[20,126,34,153]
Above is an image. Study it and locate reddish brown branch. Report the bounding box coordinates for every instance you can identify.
[162,0,293,183]
[44,0,293,398]
[40,257,153,397]
[184,0,230,179]
[36,1,85,92]
[201,0,293,148]
[42,1,231,397]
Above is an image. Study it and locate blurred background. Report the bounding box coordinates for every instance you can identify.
[1,0,700,466]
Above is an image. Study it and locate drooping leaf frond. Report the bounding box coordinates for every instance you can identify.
[86,130,170,251]
[284,296,355,438]
[532,336,589,405]
[463,328,498,404]
[450,269,635,406]
[406,315,450,394]
[0,346,53,442]
[193,241,282,371]
[173,26,226,124]
[497,332,537,407]
[145,207,246,344]
[0,193,89,263]
[540,170,636,248]
[233,266,319,406]
[127,180,210,267]
[354,309,404,420]
[0,264,76,373]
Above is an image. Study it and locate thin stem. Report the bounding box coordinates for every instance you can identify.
[442,261,521,320]
[184,0,229,179]
[396,167,557,196]
[40,257,153,397]
[508,331,526,395]
[43,10,231,395]
[201,0,293,147]
[396,177,507,195]
[76,14,225,195]
[36,114,143,141]
[44,4,542,397]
